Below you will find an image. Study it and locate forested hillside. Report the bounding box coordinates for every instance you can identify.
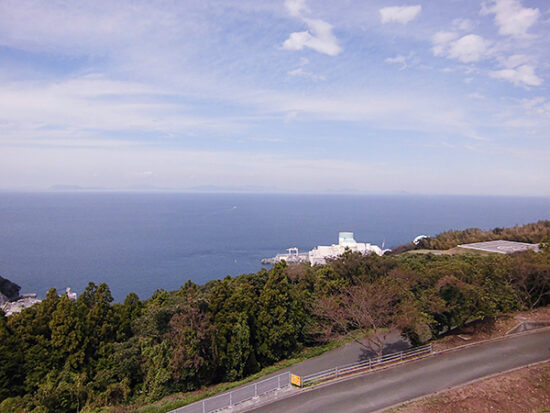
[1,233,549,412]
[416,220,550,250]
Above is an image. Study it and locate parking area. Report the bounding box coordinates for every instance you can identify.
[458,240,540,254]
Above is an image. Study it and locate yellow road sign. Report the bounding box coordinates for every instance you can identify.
[290,374,302,387]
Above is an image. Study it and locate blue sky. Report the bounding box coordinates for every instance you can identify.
[1,0,549,195]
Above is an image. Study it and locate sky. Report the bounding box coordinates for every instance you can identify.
[0,0,549,195]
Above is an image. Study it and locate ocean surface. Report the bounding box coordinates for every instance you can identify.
[0,193,549,301]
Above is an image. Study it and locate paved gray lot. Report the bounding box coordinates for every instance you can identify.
[247,328,550,413]
[458,240,540,254]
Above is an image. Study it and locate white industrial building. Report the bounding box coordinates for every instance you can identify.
[308,232,388,265]
[262,232,389,266]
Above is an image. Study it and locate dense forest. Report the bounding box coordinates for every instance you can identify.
[0,226,549,412]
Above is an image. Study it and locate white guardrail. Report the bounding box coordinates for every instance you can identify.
[169,372,291,413]
[300,343,432,387]
[169,343,432,412]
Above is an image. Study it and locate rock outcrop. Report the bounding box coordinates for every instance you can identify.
[0,276,21,304]
[0,276,41,317]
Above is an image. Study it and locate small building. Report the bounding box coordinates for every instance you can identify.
[66,287,77,301]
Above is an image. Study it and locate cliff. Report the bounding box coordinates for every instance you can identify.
[0,276,21,304]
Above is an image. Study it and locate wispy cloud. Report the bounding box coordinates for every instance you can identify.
[489,65,543,87]
[0,0,548,195]
[379,5,421,24]
[452,18,475,32]
[288,67,326,81]
[384,55,409,70]
[0,75,250,147]
[282,1,341,56]
[468,92,486,99]
[282,18,341,56]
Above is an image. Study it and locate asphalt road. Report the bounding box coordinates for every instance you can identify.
[247,328,550,413]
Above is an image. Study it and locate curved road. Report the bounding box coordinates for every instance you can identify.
[247,328,550,413]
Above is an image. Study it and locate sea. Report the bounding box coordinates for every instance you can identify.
[0,192,549,302]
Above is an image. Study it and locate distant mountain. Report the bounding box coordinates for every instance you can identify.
[187,185,279,193]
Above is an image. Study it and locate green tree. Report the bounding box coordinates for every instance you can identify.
[8,288,59,393]
[0,311,25,400]
[49,295,86,370]
[166,285,215,390]
[225,314,252,381]
[113,292,143,341]
[256,263,301,364]
[79,283,116,353]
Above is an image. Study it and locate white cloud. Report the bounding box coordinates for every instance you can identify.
[489,65,543,87]
[288,67,326,81]
[379,5,421,24]
[283,31,313,51]
[284,0,309,17]
[282,18,341,56]
[282,0,341,56]
[481,0,540,38]
[448,34,490,63]
[433,33,490,63]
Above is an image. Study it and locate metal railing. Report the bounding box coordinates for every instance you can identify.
[169,343,431,412]
[300,343,432,387]
[169,371,291,413]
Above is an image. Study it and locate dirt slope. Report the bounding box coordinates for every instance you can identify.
[388,361,550,413]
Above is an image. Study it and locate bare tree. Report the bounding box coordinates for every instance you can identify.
[509,250,550,309]
[314,279,417,357]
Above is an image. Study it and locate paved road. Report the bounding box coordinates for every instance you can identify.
[269,330,409,378]
[247,329,550,413]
